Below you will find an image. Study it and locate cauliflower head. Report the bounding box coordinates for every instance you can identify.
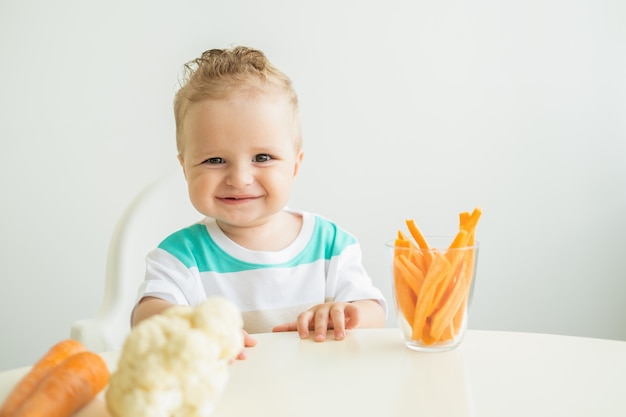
[106,297,244,417]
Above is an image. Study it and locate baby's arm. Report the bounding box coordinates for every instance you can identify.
[131,296,257,359]
[348,299,387,328]
[131,296,174,327]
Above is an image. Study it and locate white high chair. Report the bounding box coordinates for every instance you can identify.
[70,171,202,352]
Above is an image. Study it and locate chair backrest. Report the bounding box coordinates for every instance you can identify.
[71,171,202,351]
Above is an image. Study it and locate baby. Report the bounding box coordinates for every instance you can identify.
[132,46,386,352]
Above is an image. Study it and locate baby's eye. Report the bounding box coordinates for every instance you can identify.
[253,154,272,163]
[204,157,224,164]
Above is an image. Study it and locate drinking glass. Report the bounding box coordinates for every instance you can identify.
[386,236,479,352]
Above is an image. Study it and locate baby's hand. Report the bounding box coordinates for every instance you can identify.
[272,302,361,342]
[235,330,257,360]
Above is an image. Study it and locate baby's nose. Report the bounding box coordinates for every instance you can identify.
[225,163,253,188]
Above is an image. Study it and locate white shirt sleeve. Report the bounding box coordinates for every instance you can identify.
[135,248,206,307]
[325,243,388,315]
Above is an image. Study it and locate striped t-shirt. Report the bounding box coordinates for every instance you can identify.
[136,210,386,333]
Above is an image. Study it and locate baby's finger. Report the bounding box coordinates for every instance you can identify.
[297,310,314,339]
[330,305,346,340]
[344,303,361,329]
[272,322,297,332]
[243,330,258,347]
[314,306,331,342]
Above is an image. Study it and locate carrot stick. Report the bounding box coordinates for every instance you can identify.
[461,207,482,234]
[453,247,477,333]
[395,239,410,249]
[459,211,470,227]
[421,319,436,345]
[453,297,469,332]
[405,219,434,271]
[439,323,454,343]
[393,256,417,325]
[398,254,425,295]
[430,267,472,340]
[405,219,429,250]
[12,351,110,417]
[431,230,469,312]
[396,230,427,274]
[453,212,478,333]
[411,252,451,341]
[0,339,86,417]
[393,233,428,329]
[409,250,426,274]
[394,235,421,280]
[397,230,411,242]
[432,223,479,340]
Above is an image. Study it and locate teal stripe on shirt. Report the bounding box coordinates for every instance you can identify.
[158,216,357,273]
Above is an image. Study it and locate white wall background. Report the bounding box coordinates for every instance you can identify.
[1,0,624,371]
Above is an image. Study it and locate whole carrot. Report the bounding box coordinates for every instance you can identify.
[12,351,110,417]
[0,339,86,417]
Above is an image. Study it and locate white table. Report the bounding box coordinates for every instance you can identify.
[1,329,625,416]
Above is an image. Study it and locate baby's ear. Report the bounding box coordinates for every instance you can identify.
[293,150,304,177]
[177,154,188,179]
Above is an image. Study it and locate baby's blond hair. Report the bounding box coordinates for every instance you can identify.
[174,46,301,153]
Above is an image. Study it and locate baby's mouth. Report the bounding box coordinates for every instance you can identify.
[219,195,259,202]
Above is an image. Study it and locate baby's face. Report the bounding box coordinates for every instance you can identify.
[178,92,303,229]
